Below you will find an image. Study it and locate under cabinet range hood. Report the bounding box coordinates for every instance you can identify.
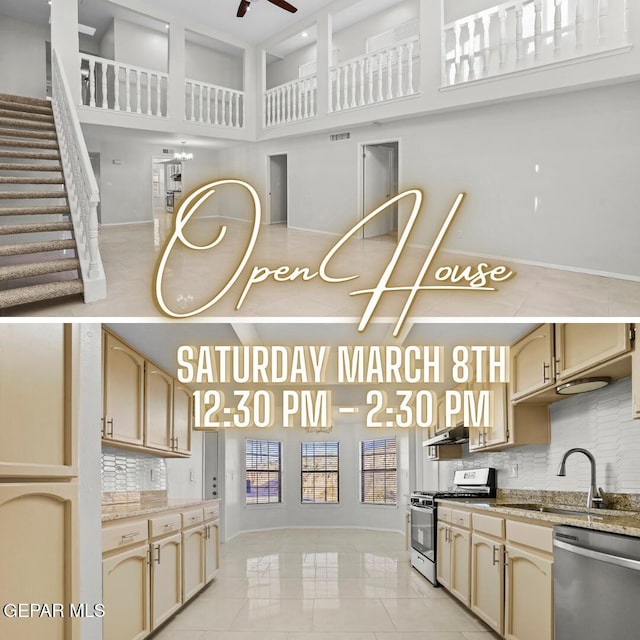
[423,425,469,447]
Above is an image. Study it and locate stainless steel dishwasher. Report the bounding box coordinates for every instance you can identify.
[554,525,640,639]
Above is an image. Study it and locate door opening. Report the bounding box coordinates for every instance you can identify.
[269,154,288,225]
[361,142,399,239]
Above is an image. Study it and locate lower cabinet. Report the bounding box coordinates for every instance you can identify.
[471,533,504,635]
[182,525,207,601]
[103,544,151,640]
[204,521,220,582]
[633,347,640,419]
[151,533,182,630]
[437,521,470,606]
[436,522,451,588]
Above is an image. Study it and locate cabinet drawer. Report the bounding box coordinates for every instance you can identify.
[204,502,219,522]
[149,512,182,539]
[506,520,552,553]
[450,509,471,529]
[472,513,505,539]
[438,507,452,523]
[182,508,204,528]
[103,518,149,553]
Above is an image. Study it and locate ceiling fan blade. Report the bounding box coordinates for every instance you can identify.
[237,0,251,18]
[267,0,298,13]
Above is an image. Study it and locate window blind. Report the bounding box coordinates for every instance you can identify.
[360,438,397,505]
[246,439,282,505]
[301,441,339,503]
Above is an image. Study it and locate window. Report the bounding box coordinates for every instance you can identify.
[360,438,397,505]
[246,439,282,505]
[301,441,339,503]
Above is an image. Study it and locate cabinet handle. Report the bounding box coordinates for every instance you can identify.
[504,549,509,567]
[155,543,161,565]
[121,532,140,541]
[146,548,151,566]
[174,437,179,450]
[542,362,550,383]
[101,417,105,437]
[492,545,500,566]
[554,358,560,379]
[163,523,175,530]
[105,418,114,437]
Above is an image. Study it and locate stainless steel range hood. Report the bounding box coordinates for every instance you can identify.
[423,425,469,447]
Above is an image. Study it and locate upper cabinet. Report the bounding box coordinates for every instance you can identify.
[0,324,77,478]
[102,329,192,458]
[634,343,640,420]
[510,324,555,401]
[103,332,145,447]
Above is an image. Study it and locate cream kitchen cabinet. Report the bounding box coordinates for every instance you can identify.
[103,331,145,447]
[510,324,555,401]
[204,521,220,582]
[0,324,77,478]
[182,525,206,601]
[0,483,78,640]
[633,346,640,419]
[173,383,193,456]
[436,383,468,433]
[437,509,471,606]
[436,522,451,587]
[150,532,182,630]
[144,363,174,452]
[470,529,505,635]
[425,445,463,460]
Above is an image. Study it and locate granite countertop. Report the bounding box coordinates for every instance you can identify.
[102,497,219,523]
[436,498,640,538]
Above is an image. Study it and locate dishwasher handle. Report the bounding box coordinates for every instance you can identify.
[554,539,640,572]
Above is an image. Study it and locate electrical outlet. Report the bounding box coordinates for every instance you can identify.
[509,464,519,478]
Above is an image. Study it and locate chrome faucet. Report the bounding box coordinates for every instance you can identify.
[557,448,607,509]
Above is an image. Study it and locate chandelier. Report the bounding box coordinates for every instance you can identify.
[174,142,193,161]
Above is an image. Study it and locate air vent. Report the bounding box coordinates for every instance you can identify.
[330,133,351,142]
[162,148,175,154]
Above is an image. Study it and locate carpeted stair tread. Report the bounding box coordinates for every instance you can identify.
[0,150,60,161]
[0,205,70,216]
[0,239,76,257]
[0,138,59,151]
[0,100,53,117]
[0,176,65,184]
[0,222,74,236]
[0,163,62,172]
[0,94,51,108]
[0,117,56,132]
[0,190,67,200]
[0,279,83,308]
[0,128,57,141]
[0,109,54,123]
[0,258,80,282]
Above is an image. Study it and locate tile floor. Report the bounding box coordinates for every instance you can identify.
[4,214,639,317]
[153,529,497,640]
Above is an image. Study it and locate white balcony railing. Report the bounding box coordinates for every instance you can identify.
[52,49,106,302]
[185,80,245,128]
[330,36,420,113]
[442,0,631,87]
[80,54,168,117]
[264,74,318,128]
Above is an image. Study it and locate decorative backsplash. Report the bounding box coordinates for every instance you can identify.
[101,447,167,494]
[440,377,640,494]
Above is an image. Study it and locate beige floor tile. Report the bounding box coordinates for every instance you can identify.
[375,633,466,640]
[229,599,315,632]
[165,598,247,631]
[312,598,396,633]
[381,598,483,633]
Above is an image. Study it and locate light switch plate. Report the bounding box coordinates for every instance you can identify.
[509,464,518,478]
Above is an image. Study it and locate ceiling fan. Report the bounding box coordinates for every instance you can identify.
[237,0,298,18]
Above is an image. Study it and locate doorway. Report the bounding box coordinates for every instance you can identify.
[89,153,102,224]
[361,141,399,239]
[268,154,288,225]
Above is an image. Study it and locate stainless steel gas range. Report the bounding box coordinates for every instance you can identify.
[410,467,496,585]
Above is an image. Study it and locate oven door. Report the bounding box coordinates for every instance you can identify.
[410,504,436,561]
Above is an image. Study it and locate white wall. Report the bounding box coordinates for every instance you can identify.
[185,41,243,90]
[430,377,639,494]
[214,80,640,279]
[166,431,205,499]
[114,18,168,72]
[100,21,115,60]
[0,14,48,98]
[222,420,411,541]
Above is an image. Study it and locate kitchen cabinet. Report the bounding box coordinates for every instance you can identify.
[634,345,640,419]
[0,324,77,478]
[173,383,193,456]
[471,532,504,635]
[103,543,151,640]
[204,522,220,582]
[436,383,467,433]
[150,533,182,630]
[103,331,145,447]
[144,363,173,452]
[0,483,78,640]
[437,509,471,605]
[555,323,633,381]
[425,445,463,460]
[182,525,206,601]
[510,324,555,401]
[436,522,451,588]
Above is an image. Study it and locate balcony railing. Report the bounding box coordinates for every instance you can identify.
[185,79,245,128]
[442,0,631,87]
[264,74,318,128]
[80,54,168,116]
[330,36,420,112]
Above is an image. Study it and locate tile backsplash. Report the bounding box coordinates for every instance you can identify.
[101,447,167,493]
[439,377,640,494]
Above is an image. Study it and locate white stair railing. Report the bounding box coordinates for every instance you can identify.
[52,49,106,302]
[442,0,630,87]
[330,36,420,113]
[185,80,245,128]
[80,53,168,117]
[264,74,318,128]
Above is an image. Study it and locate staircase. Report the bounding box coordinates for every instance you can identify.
[0,93,84,309]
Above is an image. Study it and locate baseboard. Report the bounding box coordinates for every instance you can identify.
[224,524,405,543]
[99,220,153,227]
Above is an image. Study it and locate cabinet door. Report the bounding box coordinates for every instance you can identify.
[510,324,554,401]
[103,332,145,446]
[470,533,504,635]
[449,526,470,606]
[144,363,173,452]
[504,545,553,640]
[204,522,220,583]
[103,544,151,640]
[555,323,632,381]
[0,483,78,640]
[435,396,447,434]
[182,526,206,601]
[151,534,182,630]
[484,382,509,448]
[436,523,451,588]
[0,324,76,478]
[633,346,640,419]
[173,383,193,456]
